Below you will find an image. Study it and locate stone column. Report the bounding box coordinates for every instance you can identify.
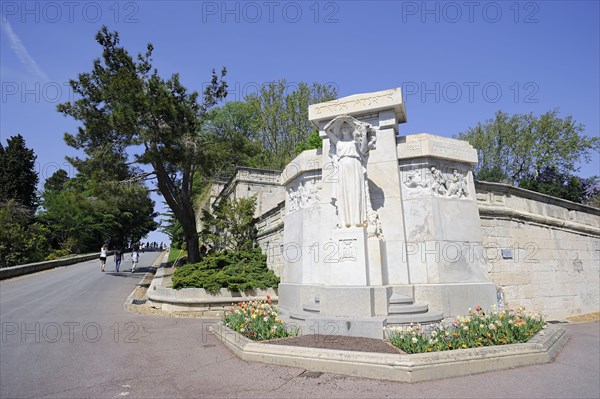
[397,134,497,315]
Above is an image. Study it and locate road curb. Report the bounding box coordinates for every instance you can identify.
[123,251,167,310]
[210,322,569,383]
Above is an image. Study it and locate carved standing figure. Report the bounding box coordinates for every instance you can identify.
[430,167,447,195]
[324,115,376,228]
[287,187,299,213]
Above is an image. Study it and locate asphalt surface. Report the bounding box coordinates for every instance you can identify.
[1,254,599,398]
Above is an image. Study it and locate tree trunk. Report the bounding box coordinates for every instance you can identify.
[152,161,201,263]
[186,232,200,263]
[178,211,200,263]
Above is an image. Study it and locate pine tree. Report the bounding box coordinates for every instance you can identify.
[0,134,39,210]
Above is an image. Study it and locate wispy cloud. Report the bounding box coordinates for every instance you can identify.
[1,19,48,80]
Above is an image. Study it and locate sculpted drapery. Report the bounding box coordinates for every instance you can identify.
[324,115,376,228]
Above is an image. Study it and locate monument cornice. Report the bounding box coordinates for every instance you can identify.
[397,133,478,164]
[308,88,407,128]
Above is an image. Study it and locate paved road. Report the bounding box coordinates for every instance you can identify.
[1,255,599,398]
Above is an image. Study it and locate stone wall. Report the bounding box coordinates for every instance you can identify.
[256,202,285,276]
[476,181,600,320]
[216,167,284,218]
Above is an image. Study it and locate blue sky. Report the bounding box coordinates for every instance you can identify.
[1,0,599,244]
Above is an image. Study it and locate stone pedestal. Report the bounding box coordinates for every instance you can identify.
[325,227,369,286]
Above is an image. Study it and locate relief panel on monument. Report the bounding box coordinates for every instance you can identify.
[401,165,470,199]
[286,178,321,214]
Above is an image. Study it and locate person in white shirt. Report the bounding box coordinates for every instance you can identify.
[99,244,108,272]
[131,245,140,273]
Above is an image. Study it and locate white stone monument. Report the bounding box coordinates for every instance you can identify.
[277,88,497,338]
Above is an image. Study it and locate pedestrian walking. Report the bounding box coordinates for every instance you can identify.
[114,248,124,273]
[131,246,140,273]
[99,244,108,272]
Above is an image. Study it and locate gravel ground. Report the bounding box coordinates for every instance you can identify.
[566,311,600,322]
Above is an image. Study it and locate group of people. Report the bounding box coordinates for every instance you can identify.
[140,242,166,251]
[99,244,140,273]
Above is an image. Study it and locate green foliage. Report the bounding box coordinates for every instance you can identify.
[39,169,158,253]
[0,136,46,267]
[223,298,298,341]
[244,80,336,169]
[0,135,39,210]
[45,248,72,261]
[295,129,323,152]
[197,81,334,178]
[0,200,50,268]
[474,166,508,183]
[171,248,279,291]
[518,166,591,203]
[160,211,185,248]
[385,306,545,354]
[43,169,69,192]
[200,196,257,252]
[201,101,267,177]
[57,26,227,263]
[456,110,599,185]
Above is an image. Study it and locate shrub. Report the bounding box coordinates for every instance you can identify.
[200,197,257,252]
[171,248,279,291]
[45,248,72,261]
[223,296,297,341]
[384,306,546,354]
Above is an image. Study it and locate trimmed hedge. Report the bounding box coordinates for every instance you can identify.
[171,248,279,292]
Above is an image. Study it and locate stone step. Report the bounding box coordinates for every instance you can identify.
[284,308,308,321]
[388,303,429,314]
[385,311,444,325]
[302,302,320,313]
[388,293,414,305]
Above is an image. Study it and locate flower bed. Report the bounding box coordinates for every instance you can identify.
[384,306,546,354]
[223,296,298,341]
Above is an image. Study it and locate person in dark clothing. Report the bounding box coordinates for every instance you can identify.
[114,248,124,272]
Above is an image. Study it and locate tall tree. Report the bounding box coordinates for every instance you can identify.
[57,27,227,262]
[246,80,337,169]
[0,134,39,209]
[43,169,69,192]
[39,169,158,253]
[456,110,599,185]
[200,101,266,178]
